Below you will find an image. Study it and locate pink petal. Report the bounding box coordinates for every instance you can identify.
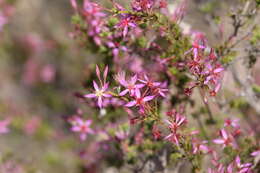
[193,48,198,60]
[164,133,173,140]
[71,126,81,132]
[220,129,228,139]
[153,82,161,87]
[159,91,166,97]
[123,26,128,37]
[98,97,103,108]
[135,89,141,98]
[103,93,111,98]
[113,48,119,57]
[70,0,78,10]
[85,120,92,126]
[84,93,96,98]
[143,95,154,102]
[251,150,260,156]
[95,65,101,80]
[214,67,224,73]
[104,66,109,81]
[213,139,224,144]
[107,41,115,48]
[125,101,136,107]
[119,89,129,96]
[135,84,145,88]
[93,81,99,91]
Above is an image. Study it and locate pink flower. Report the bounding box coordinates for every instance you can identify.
[213,129,237,148]
[164,113,187,145]
[0,119,10,134]
[185,41,205,61]
[116,72,144,96]
[139,75,161,88]
[132,0,154,12]
[0,12,7,32]
[125,89,154,108]
[203,64,224,85]
[192,139,209,154]
[185,32,207,61]
[224,118,240,128]
[106,41,128,57]
[85,81,111,108]
[83,1,106,18]
[71,118,94,141]
[40,64,56,83]
[165,113,187,133]
[85,65,111,108]
[115,17,137,37]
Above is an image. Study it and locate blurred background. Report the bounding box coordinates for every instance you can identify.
[0,0,259,173]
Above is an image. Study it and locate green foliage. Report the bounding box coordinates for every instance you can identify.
[230,97,249,109]
[252,84,260,94]
[221,51,237,64]
[170,152,183,163]
[136,37,148,48]
[199,1,219,13]
[250,26,260,45]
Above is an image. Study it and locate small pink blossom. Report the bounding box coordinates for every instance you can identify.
[224,118,240,128]
[125,89,154,108]
[85,65,111,108]
[165,113,187,132]
[83,1,106,18]
[40,64,56,83]
[192,139,209,154]
[85,81,111,108]
[116,72,144,96]
[71,118,94,141]
[213,129,237,148]
[115,17,137,37]
[139,75,161,88]
[0,119,10,134]
[131,0,154,12]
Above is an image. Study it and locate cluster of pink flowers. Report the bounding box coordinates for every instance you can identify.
[208,152,253,173]
[206,118,255,173]
[84,65,167,114]
[0,0,15,32]
[68,0,260,172]
[164,110,187,145]
[213,118,241,149]
[116,72,168,114]
[184,33,224,99]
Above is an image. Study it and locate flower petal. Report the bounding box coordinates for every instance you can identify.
[125,101,136,107]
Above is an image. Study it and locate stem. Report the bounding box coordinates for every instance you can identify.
[196,114,209,140]
[199,89,215,124]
